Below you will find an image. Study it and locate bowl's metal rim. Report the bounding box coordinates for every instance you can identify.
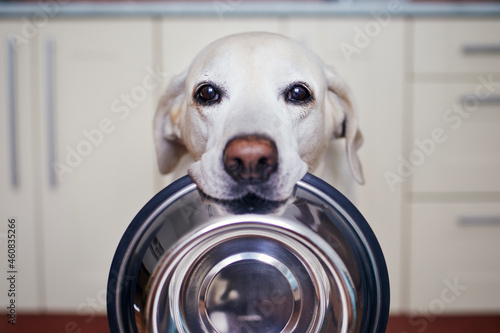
[106,173,390,333]
[298,176,391,333]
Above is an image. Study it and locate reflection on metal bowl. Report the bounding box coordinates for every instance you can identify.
[107,173,390,333]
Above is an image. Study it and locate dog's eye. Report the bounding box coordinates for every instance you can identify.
[195,84,220,104]
[286,84,312,104]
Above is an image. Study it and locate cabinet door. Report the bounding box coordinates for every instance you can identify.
[0,21,40,311]
[413,19,500,75]
[409,202,500,312]
[36,19,156,311]
[287,18,406,312]
[411,80,500,193]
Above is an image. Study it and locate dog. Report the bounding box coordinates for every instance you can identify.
[154,32,364,202]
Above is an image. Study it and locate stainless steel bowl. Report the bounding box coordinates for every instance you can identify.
[107,174,390,333]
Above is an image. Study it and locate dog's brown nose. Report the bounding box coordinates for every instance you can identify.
[223,135,278,184]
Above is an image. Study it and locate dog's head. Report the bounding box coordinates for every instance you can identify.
[154,32,363,201]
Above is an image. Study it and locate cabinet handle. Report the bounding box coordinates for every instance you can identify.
[7,37,18,188]
[461,94,500,106]
[45,38,57,188]
[462,44,500,55]
[458,216,500,227]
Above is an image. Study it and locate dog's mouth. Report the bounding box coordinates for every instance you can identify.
[187,138,308,203]
[200,191,287,215]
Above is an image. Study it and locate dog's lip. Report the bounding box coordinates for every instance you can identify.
[200,191,287,215]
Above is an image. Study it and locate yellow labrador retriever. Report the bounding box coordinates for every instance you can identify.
[154,32,363,201]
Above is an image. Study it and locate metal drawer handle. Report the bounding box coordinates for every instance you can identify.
[461,94,500,106]
[45,38,57,188]
[458,216,500,227]
[462,44,500,55]
[7,37,18,188]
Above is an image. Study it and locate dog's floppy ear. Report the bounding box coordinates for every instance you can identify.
[325,65,365,184]
[153,70,189,174]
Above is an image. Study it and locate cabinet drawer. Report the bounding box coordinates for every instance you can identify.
[409,202,500,312]
[413,19,500,74]
[411,80,500,193]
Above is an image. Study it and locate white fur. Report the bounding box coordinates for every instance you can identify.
[154,32,363,201]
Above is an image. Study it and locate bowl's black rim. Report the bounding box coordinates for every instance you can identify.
[106,173,390,333]
[107,175,193,333]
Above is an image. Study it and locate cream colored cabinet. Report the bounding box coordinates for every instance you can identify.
[411,80,500,193]
[408,18,500,313]
[413,18,500,74]
[288,18,406,312]
[36,19,157,312]
[0,21,40,311]
[409,202,500,313]
[1,19,157,312]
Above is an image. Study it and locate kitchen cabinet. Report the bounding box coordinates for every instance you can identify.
[409,202,500,312]
[0,20,40,311]
[411,80,500,193]
[1,19,157,312]
[407,18,500,313]
[413,19,500,75]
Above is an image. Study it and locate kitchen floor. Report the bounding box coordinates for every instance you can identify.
[1,314,500,332]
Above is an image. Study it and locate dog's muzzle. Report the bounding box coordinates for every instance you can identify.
[107,174,390,333]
